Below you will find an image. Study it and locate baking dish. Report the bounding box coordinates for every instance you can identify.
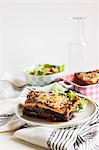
[62,74,99,102]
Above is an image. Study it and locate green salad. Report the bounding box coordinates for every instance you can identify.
[29,64,65,76]
[50,83,88,112]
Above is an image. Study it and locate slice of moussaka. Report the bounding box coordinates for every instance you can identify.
[23,91,79,121]
[74,70,99,86]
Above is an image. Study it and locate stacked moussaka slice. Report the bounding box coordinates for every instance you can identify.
[23,91,79,121]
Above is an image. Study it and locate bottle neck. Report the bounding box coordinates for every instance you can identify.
[73,18,85,41]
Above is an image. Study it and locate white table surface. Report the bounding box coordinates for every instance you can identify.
[0,132,46,150]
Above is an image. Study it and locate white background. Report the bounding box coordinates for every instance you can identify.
[0,0,98,76]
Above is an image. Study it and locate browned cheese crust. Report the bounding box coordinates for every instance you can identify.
[23,91,79,121]
[74,70,99,86]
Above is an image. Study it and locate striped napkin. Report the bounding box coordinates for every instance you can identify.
[0,73,99,150]
[47,108,99,150]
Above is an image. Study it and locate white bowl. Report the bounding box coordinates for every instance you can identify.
[23,65,65,86]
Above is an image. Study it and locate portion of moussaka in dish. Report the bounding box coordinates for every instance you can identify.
[23,90,80,121]
[74,70,99,86]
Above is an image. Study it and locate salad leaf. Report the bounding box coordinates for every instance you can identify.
[78,98,88,110]
[54,66,59,73]
[75,107,81,112]
[50,83,66,95]
[67,90,76,101]
[44,64,51,68]
[37,70,45,75]
[58,65,65,72]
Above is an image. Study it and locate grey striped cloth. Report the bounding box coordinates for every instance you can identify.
[47,106,99,150]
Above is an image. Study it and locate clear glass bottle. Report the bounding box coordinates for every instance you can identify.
[68,17,88,73]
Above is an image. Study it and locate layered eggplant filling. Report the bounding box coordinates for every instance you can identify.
[23,89,88,121]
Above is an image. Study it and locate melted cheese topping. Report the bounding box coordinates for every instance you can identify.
[24,91,78,114]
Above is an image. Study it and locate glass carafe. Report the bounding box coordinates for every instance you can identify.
[68,17,88,73]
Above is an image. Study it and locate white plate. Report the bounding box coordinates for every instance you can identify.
[15,97,97,128]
